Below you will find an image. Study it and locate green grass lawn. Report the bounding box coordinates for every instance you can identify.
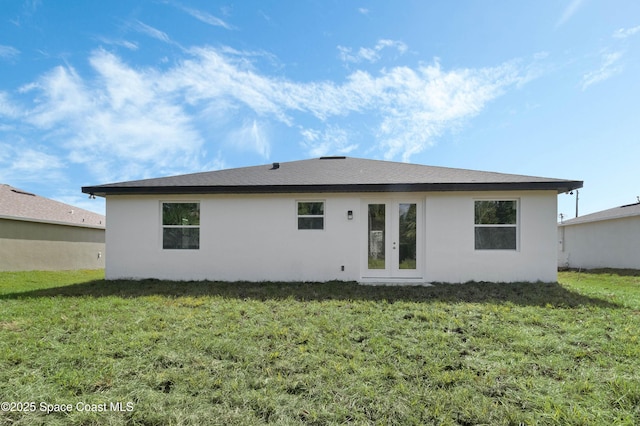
[1,270,639,425]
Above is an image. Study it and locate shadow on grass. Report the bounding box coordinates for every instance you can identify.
[0,278,621,308]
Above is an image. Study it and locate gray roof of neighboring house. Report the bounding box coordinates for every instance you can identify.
[559,201,640,226]
[82,156,583,196]
[0,184,105,228]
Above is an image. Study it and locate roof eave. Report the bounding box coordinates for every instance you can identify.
[82,180,583,197]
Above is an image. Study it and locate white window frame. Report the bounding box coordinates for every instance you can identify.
[473,199,519,251]
[296,200,325,230]
[161,201,200,250]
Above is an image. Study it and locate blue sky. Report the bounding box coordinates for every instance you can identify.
[1,0,638,218]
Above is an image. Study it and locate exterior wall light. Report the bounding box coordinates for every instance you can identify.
[347,210,353,220]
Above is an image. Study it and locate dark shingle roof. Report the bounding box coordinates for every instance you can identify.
[0,184,105,228]
[82,157,582,196]
[559,202,640,226]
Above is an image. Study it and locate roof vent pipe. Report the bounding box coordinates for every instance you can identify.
[270,162,280,170]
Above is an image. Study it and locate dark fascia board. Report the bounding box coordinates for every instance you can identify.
[83,180,583,197]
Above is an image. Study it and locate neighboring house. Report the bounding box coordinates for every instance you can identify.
[0,184,105,271]
[82,157,582,283]
[558,201,640,270]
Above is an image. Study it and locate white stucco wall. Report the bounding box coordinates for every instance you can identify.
[106,194,361,281]
[423,191,558,283]
[105,190,559,283]
[558,216,640,270]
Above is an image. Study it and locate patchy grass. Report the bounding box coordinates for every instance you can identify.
[0,270,639,425]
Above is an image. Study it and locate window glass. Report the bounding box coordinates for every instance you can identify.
[474,200,517,250]
[475,227,516,250]
[163,203,200,226]
[162,203,200,249]
[298,202,324,216]
[163,228,200,250]
[298,217,324,230]
[297,201,324,230]
[475,201,516,224]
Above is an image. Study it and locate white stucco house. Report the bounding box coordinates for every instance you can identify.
[82,157,582,283]
[558,201,640,270]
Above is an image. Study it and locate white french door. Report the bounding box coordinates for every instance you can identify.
[362,200,423,279]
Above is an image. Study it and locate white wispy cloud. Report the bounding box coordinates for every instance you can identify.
[133,20,171,43]
[0,92,21,118]
[96,36,139,51]
[1,43,532,185]
[0,45,20,60]
[613,25,640,39]
[581,51,623,90]
[579,23,638,90]
[300,126,358,157]
[338,39,408,64]
[361,60,524,160]
[166,47,296,123]
[19,49,204,183]
[225,119,271,158]
[556,0,585,28]
[22,65,92,129]
[172,47,525,160]
[0,143,66,184]
[181,6,234,30]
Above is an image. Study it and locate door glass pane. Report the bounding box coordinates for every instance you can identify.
[368,204,385,269]
[398,203,417,269]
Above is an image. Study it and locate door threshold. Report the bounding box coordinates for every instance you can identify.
[359,278,430,286]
